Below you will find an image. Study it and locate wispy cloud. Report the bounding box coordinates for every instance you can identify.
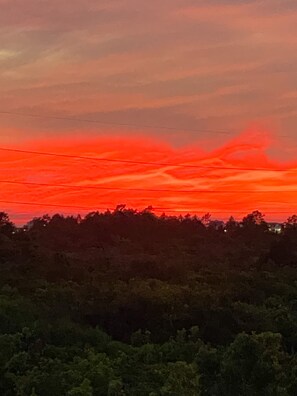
[0,0,296,144]
[2,131,297,223]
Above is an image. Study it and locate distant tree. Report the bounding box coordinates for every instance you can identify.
[240,211,269,247]
[221,332,287,395]
[242,210,267,227]
[225,216,238,234]
[201,213,211,227]
[26,214,51,233]
[195,345,220,396]
[142,206,154,214]
[0,212,15,236]
[268,236,297,267]
[285,215,297,229]
[67,379,93,396]
[114,204,127,213]
[131,329,151,347]
[161,362,200,396]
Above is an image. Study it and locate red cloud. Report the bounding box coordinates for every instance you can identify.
[2,130,297,224]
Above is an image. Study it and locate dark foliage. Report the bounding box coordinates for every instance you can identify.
[1,208,297,395]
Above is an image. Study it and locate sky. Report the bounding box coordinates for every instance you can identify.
[1,0,297,223]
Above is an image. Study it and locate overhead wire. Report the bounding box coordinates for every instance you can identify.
[0,147,292,172]
[0,110,293,140]
[0,199,295,215]
[0,114,295,216]
[1,179,297,194]
[0,110,238,135]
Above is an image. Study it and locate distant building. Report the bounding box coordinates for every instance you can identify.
[268,223,283,234]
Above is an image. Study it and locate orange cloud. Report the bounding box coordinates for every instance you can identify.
[2,130,297,224]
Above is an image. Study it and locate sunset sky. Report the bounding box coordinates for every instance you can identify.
[1,0,297,223]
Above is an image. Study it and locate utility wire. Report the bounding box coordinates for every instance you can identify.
[0,110,237,135]
[0,200,295,215]
[0,147,291,172]
[0,200,105,211]
[0,110,293,139]
[1,180,297,194]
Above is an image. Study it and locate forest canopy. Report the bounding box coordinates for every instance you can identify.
[1,208,297,395]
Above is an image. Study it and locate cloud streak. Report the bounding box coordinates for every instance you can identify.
[2,131,297,224]
[0,0,296,144]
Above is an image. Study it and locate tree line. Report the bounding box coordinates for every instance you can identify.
[1,208,297,395]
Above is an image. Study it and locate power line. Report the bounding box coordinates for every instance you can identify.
[2,179,297,194]
[0,147,291,172]
[0,200,105,211]
[0,110,237,135]
[0,110,293,140]
[0,111,292,142]
[0,111,292,138]
[0,199,295,215]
